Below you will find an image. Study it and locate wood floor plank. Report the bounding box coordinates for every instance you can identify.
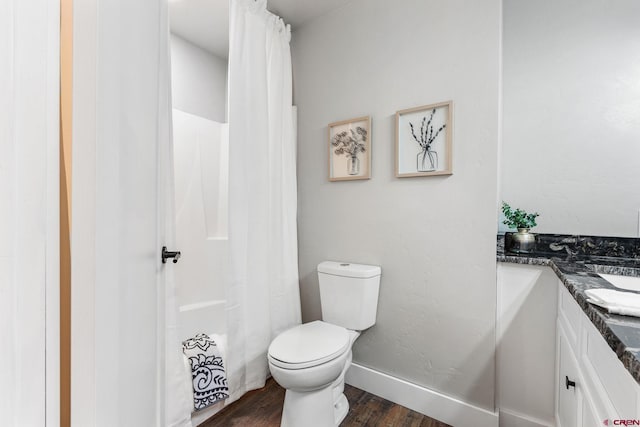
[203,378,451,426]
[401,409,429,427]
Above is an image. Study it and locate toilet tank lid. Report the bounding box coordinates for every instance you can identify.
[317,261,381,278]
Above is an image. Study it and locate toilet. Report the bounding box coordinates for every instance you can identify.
[268,261,381,427]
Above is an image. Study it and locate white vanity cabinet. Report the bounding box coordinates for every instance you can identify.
[556,323,580,427]
[556,281,640,426]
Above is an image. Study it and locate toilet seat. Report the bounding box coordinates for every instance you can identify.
[268,321,350,370]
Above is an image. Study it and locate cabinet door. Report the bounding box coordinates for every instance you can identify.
[581,394,601,427]
[557,323,582,427]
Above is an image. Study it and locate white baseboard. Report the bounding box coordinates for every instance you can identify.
[498,409,554,427]
[345,363,499,427]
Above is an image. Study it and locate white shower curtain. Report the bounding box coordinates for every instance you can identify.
[226,0,302,402]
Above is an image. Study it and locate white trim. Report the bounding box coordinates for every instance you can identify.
[346,363,498,427]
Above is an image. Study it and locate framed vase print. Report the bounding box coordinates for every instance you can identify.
[328,116,371,181]
[395,101,452,177]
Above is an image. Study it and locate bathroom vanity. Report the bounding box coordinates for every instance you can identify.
[497,235,640,426]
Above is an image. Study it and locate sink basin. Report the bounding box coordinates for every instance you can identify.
[599,273,640,292]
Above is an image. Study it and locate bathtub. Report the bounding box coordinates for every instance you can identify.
[178,299,226,341]
[178,299,228,426]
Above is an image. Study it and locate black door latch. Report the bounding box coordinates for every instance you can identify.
[162,246,181,264]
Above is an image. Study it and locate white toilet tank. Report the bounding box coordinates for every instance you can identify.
[317,261,381,331]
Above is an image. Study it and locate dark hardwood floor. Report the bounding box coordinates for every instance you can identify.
[202,378,451,426]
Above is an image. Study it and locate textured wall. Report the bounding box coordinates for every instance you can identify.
[292,0,501,410]
[502,0,640,237]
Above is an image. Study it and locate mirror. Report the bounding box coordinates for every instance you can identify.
[501,0,640,237]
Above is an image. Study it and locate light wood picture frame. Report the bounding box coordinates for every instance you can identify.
[328,116,371,181]
[395,101,453,177]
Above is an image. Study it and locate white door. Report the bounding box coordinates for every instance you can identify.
[71,1,178,425]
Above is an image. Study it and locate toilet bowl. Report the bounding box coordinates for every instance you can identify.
[268,261,381,427]
[268,321,360,426]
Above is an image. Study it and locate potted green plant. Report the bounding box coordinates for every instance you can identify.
[501,201,540,253]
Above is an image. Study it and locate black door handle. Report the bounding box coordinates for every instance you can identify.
[565,376,576,390]
[162,246,181,264]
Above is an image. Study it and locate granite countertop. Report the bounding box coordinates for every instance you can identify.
[497,234,640,385]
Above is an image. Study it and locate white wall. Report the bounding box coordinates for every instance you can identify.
[501,0,640,237]
[293,0,501,411]
[0,1,59,425]
[170,34,228,122]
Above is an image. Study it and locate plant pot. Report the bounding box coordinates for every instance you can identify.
[417,150,437,172]
[506,228,536,253]
[347,155,360,175]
